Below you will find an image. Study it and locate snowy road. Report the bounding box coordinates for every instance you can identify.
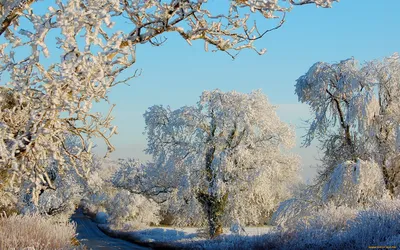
[71,211,148,250]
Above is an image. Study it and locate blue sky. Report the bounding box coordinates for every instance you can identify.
[90,0,400,181]
[2,1,399,181]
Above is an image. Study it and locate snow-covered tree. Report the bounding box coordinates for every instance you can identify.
[23,167,84,222]
[0,95,87,212]
[295,58,375,163]
[0,85,94,206]
[144,89,299,237]
[77,157,163,229]
[270,182,322,228]
[15,134,90,219]
[272,54,400,231]
[112,158,175,203]
[112,158,199,226]
[79,156,120,214]
[363,54,400,196]
[296,53,400,197]
[0,0,337,205]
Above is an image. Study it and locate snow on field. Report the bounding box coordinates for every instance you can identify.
[124,226,275,243]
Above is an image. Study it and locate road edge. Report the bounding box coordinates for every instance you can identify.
[97,224,181,250]
[82,209,180,250]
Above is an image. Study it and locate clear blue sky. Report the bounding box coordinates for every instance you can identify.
[3,1,400,181]
[90,0,400,182]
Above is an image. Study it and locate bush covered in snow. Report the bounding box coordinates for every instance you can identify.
[295,202,358,234]
[179,233,280,250]
[106,190,161,230]
[268,159,400,249]
[270,196,320,229]
[163,189,207,227]
[272,199,400,250]
[10,161,85,223]
[272,159,389,229]
[334,199,400,249]
[0,213,80,250]
[322,160,389,207]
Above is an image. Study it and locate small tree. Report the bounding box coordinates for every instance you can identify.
[144,89,299,237]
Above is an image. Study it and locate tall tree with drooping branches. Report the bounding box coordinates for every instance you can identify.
[296,53,400,198]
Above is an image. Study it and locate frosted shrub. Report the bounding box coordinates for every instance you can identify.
[271,203,355,250]
[336,199,400,249]
[270,198,316,229]
[275,199,400,249]
[273,159,389,228]
[106,190,160,230]
[80,193,108,216]
[95,211,109,224]
[185,233,280,250]
[164,190,206,227]
[322,160,389,207]
[294,202,358,236]
[0,213,78,250]
[230,219,246,235]
[270,185,322,229]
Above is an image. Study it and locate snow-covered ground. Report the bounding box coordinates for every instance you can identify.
[97,199,400,250]
[98,224,278,249]
[123,226,274,243]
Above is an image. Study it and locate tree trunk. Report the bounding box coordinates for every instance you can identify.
[197,190,228,238]
[197,110,228,238]
[197,192,225,238]
[381,153,398,199]
[382,164,395,198]
[197,143,227,238]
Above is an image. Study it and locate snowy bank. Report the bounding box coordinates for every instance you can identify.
[97,224,275,249]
